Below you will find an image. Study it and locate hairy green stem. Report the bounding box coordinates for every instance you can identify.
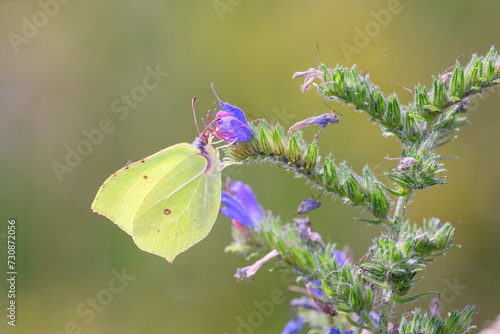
[389,192,412,238]
[376,288,394,334]
[375,193,411,333]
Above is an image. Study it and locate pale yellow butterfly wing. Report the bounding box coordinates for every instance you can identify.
[91,143,199,235]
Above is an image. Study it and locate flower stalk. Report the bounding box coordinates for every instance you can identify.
[375,288,393,334]
[389,191,412,238]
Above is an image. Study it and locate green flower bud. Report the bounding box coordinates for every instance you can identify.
[341,163,365,203]
[371,184,389,219]
[235,142,252,156]
[349,288,360,311]
[414,84,433,121]
[369,89,385,119]
[258,124,273,154]
[272,126,286,156]
[450,64,465,98]
[413,233,432,255]
[336,169,349,198]
[385,95,401,129]
[362,166,375,191]
[287,134,301,164]
[432,76,446,109]
[228,149,246,162]
[404,109,422,143]
[335,68,346,95]
[433,222,454,249]
[247,126,260,153]
[485,55,496,83]
[303,142,318,170]
[323,157,340,191]
[466,56,481,88]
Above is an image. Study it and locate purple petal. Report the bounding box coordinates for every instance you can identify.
[334,250,347,267]
[289,113,339,131]
[230,181,262,224]
[314,113,339,127]
[212,102,252,143]
[216,116,252,142]
[307,280,324,297]
[281,317,304,334]
[220,103,247,123]
[292,68,324,93]
[221,192,254,227]
[328,327,353,334]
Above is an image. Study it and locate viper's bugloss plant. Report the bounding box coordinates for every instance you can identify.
[219,47,500,333]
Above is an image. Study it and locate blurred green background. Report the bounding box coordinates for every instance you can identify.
[1,0,499,333]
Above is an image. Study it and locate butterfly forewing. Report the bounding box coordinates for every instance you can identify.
[91,143,197,235]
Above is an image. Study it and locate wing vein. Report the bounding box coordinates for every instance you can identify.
[141,164,204,213]
[170,174,205,252]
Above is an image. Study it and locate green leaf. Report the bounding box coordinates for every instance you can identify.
[424,104,440,112]
[393,291,437,304]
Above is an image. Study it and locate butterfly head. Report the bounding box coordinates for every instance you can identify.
[191,134,221,173]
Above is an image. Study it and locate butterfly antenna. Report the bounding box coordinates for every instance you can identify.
[211,83,222,103]
[192,96,201,136]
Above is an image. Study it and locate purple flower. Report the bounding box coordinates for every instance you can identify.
[297,196,321,215]
[282,317,304,334]
[334,250,347,267]
[292,68,324,93]
[221,181,262,229]
[289,113,339,132]
[290,297,319,310]
[214,103,252,143]
[328,327,353,334]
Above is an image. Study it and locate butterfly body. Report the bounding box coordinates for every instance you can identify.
[91,134,221,262]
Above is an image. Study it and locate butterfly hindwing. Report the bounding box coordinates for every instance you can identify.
[133,153,221,262]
